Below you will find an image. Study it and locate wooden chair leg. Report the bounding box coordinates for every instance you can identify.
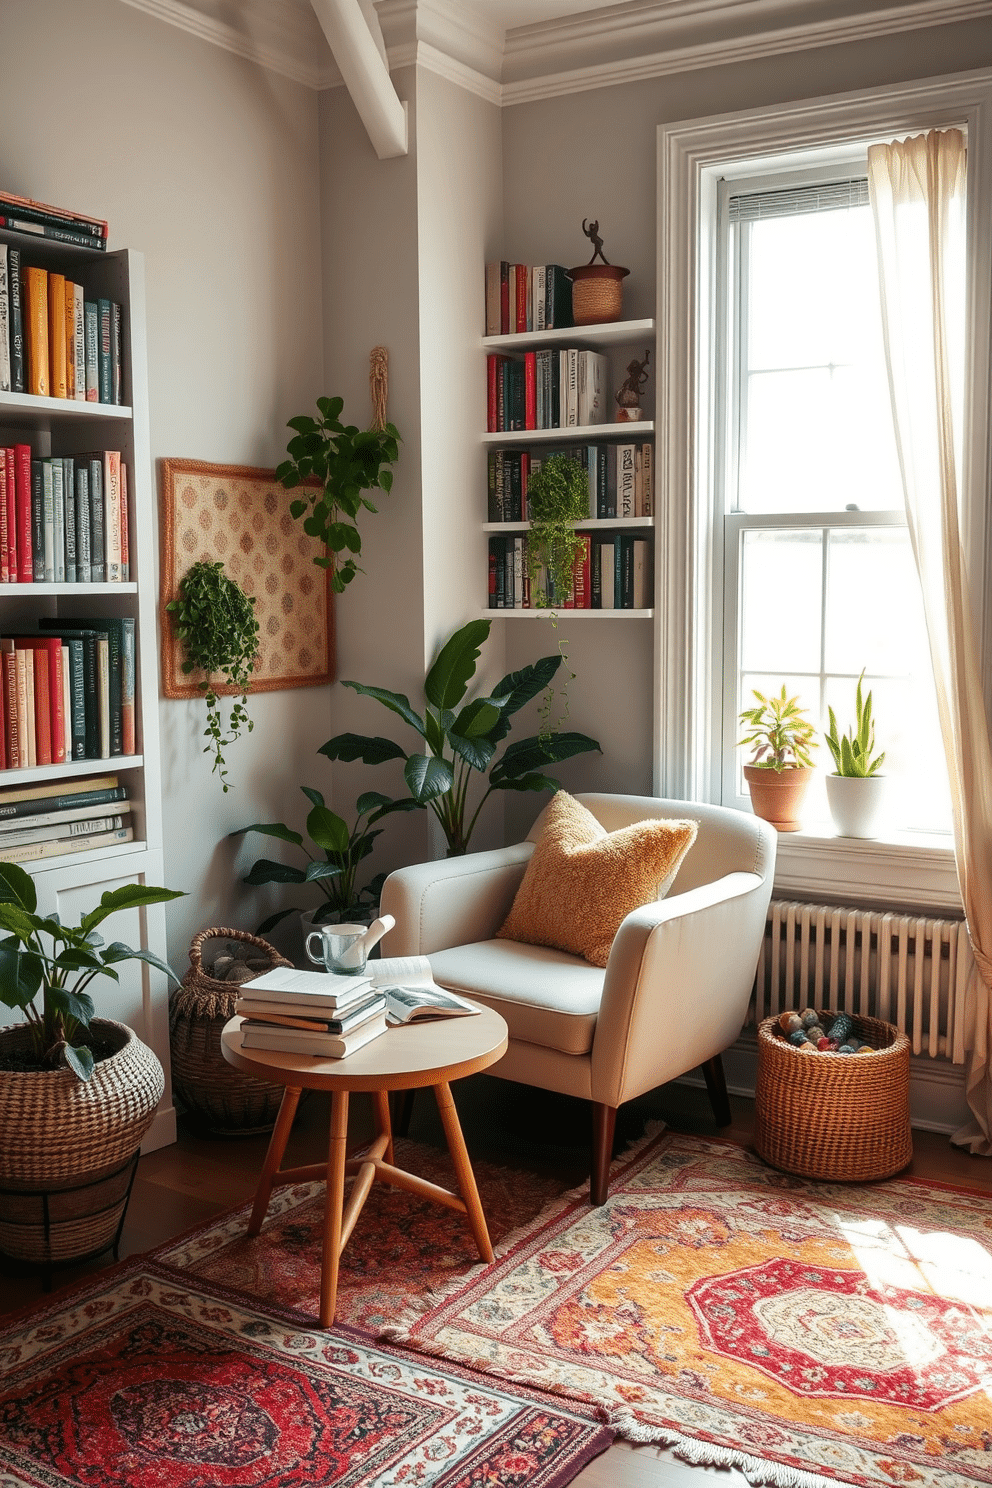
[702,1053,732,1127]
[590,1102,616,1206]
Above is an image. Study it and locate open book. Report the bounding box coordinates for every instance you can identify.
[368,955,479,1025]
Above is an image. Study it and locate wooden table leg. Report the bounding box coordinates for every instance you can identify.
[373,1088,393,1165]
[246,1085,302,1236]
[433,1081,494,1263]
[320,1089,349,1328]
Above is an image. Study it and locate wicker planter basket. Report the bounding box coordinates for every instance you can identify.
[567,263,629,325]
[0,1018,164,1265]
[754,1011,912,1182]
[169,927,293,1135]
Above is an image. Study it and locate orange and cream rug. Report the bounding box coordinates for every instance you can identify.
[382,1130,992,1488]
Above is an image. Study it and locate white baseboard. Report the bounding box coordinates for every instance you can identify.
[677,1034,973,1136]
[142,1104,177,1154]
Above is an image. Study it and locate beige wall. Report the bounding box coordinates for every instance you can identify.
[0,0,327,964]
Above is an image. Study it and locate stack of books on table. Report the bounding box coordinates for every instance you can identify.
[236,956,481,1060]
[235,965,390,1059]
[0,773,132,863]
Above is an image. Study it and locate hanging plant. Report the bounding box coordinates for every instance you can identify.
[166,560,260,792]
[526,453,589,737]
[276,356,400,594]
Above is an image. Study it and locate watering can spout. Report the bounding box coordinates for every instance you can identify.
[355,913,395,957]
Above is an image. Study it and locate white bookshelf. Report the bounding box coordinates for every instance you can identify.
[483,420,654,446]
[0,228,174,1149]
[483,317,655,352]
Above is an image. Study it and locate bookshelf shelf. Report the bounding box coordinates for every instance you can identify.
[481,608,654,619]
[483,318,655,352]
[0,582,138,596]
[0,390,132,425]
[484,517,653,533]
[0,756,145,787]
[483,420,654,446]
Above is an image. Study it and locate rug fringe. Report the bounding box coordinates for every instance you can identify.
[615,1411,846,1488]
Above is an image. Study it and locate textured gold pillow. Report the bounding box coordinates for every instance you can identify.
[497,792,698,967]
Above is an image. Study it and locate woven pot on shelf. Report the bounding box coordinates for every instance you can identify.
[169,926,293,1135]
[754,1011,912,1182]
[0,1018,164,1266]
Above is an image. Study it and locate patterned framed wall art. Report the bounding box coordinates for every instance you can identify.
[159,459,334,698]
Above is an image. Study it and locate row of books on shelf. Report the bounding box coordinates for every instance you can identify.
[0,618,136,773]
[0,247,122,402]
[0,773,131,865]
[487,348,613,432]
[0,191,108,249]
[235,959,478,1059]
[489,532,652,611]
[489,442,653,523]
[0,446,128,583]
[485,261,573,336]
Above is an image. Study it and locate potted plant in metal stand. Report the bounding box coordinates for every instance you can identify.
[824,671,887,838]
[738,685,818,832]
[0,865,183,1270]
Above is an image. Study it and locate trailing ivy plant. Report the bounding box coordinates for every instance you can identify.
[526,453,590,609]
[276,396,400,594]
[166,559,260,792]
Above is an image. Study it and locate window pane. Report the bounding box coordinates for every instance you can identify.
[824,527,926,674]
[740,529,822,673]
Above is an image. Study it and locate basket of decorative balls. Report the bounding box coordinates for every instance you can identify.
[754,1008,912,1182]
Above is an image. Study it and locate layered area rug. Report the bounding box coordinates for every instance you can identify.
[159,1128,992,1488]
[0,1258,612,1487]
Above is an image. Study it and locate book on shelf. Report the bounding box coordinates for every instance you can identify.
[616,443,636,518]
[48,272,68,400]
[97,299,112,404]
[0,811,129,849]
[0,191,108,241]
[8,246,23,394]
[72,283,85,403]
[577,351,608,426]
[484,261,573,334]
[41,617,135,756]
[84,300,98,401]
[0,825,133,864]
[0,775,124,816]
[0,245,9,393]
[22,265,48,397]
[0,215,106,251]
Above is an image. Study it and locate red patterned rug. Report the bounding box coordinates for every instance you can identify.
[0,1258,612,1487]
[155,1138,570,1331]
[377,1129,992,1488]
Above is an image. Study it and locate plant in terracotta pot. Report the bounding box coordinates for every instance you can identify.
[824,672,887,838]
[0,864,184,1265]
[738,685,818,832]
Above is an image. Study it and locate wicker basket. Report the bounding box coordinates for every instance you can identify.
[567,263,629,325]
[169,927,293,1135]
[0,1019,164,1264]
[754,1011,912,1182]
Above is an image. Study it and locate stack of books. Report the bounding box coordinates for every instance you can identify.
[235,965,389,1059]
[485,261,573,335]
[0,773,132,864]
[0,617,136,770]
[0,192,107,250]
[0,446,129,584]
[487,348,608,433]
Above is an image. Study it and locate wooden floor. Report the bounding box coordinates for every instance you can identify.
[2,1076,990,1487]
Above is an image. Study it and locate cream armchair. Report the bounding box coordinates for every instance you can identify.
[380,793,776,1204]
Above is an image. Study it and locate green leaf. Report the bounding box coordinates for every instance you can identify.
[340,684,427,739]
[306,804,350,854]
[304,862,343,883]
[423,620,491,711]
[318,733,407,766]
[492,732,601,783]
[232,822,305,847]
[366,796,420,823]
[404,754,454,802]
[0,939,42,1011]
[64,1043,95,1082]
[491,656,562,714]
[80,885,186,936]
[256,907,297,934]
[243,859,308,887]
[47,986,96,1025]
[450,694,510,740]
[101,943,178,983]
[448,732,498,773]
[300,786,325,810]
[0,862,37,912]
[493,770,561,794]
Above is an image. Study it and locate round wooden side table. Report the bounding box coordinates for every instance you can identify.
[221,1006,508,1327]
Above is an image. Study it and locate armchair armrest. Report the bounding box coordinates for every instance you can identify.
[591,870,773,1107]
[380,843,534,956]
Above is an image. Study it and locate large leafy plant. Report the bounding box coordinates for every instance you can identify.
[0,864,184,1081]
[276,395,400,594]
[738,685,818,771]
[234,788,418,934]
[322,618,601,856]
[825,671,885,777]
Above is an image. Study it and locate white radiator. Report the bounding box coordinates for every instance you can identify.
[749,900,973,1062]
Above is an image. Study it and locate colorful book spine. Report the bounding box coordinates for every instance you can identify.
[110,301,122,403]
[88,457,104,582]
[0,245,10,393]
[30,460,44,581]
[64,639,86,760]
[41,460,55,582]
[72,283,85,402]
[74,465,91,583]
[23,266,48,396]
[50,458,65,583]
[48,272,68,398]
[84,300,98,401]
[0,191,107,238]
[0,450,8,582]
[97,299,112,403]
[119,461,129,581]
[0,216,105,251]
[1,645,20,768]
[14,443,32,583]
[103,451,121,581]
[64,279,75,399]
[63,457,76,583]
[2,445,16,583]
[8,246,24,393]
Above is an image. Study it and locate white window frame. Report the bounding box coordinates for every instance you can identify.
[655,68,992,912]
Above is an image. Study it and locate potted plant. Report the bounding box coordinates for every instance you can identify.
[233,787,419,934]
[276,393,400,594]
[567,219,629,325]
[526,453,590,609]
[824,671,887,838]
[0,864,184,1265]
[321,618,601,857]
[166,558,260,793]
[738,685,818,831]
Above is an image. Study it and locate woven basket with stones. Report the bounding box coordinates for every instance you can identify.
[169,927,293,1134]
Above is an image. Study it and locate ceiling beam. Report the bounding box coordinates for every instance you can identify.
[310,0,408,157]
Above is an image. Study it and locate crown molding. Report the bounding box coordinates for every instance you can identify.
[502,0,992,103]
[119,0,330,89]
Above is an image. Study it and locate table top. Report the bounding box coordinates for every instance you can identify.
[220,1005,508,1093]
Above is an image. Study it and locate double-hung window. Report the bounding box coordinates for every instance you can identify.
[716,165,950,836]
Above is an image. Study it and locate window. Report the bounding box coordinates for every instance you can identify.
[716,165,951,836]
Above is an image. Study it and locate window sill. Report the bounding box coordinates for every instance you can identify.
[771,821,961,914]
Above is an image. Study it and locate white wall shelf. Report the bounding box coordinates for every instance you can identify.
[484,420,654,445]
[484,517,653,533]
[0,756,145,787]
[485,608,653,619]
[0,582,138,596]
[483,318,655,352]
[0,390,132,426]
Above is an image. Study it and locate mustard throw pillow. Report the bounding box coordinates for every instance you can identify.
[497,792,699,967]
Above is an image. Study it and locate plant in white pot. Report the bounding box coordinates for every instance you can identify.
[824,672,887,838]
[0,864,184,1267]
[738,685,818,832]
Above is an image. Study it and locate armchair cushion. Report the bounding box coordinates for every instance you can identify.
[496,791,699,967]
[430,940,604,1054]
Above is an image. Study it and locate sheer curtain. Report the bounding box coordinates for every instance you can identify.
[868,128,992,1154]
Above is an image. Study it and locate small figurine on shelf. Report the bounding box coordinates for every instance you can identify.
[616,350,651,422]
[568,219,629,325]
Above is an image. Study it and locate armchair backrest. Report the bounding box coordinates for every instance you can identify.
[526,792,775,896]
